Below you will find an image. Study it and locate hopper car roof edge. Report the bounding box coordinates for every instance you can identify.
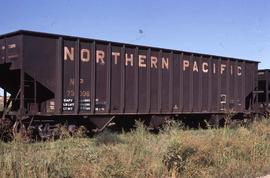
[0,30,260,63]
[259,69,270,71]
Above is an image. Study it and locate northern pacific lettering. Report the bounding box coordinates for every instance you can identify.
[63,46,242,76]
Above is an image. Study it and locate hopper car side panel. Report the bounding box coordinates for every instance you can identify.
[0,31,259,120]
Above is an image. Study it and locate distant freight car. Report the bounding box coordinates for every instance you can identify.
[257,70,270,111]
[0,30,260,136]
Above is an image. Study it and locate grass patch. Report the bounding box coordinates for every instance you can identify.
[0,119,270,177]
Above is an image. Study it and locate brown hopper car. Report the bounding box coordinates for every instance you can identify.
[0,30,266,137]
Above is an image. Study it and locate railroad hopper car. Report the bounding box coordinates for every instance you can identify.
[256,70,270,112]
[0,30,259,134]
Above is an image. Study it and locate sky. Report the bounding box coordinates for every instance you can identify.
[0,0,269,67]
[1,0,269,95]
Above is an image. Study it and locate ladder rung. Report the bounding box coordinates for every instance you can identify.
[253,91,264,94]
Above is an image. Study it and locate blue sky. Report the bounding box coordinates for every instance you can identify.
[0,0,269,68]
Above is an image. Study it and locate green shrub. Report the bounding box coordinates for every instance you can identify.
[94,129,124,145]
